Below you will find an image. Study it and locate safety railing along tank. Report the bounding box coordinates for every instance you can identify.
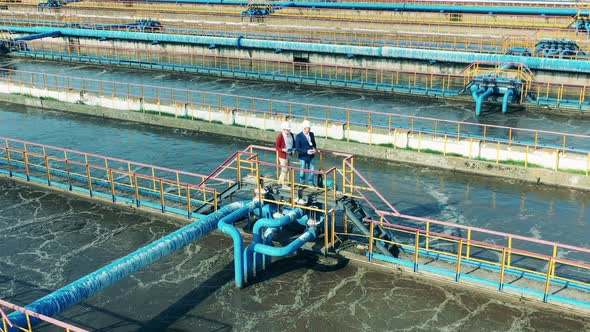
[0,0,575,30]
[11,39,585,107]
[1,299,88,332]
[1,11,580,41]
[325,156,590,308]
[2,68,590,162]
[0,137,231,218]
[270,0,576,6]
[362,211,590,306]
[15,37,590,94]
[3,16,582,55]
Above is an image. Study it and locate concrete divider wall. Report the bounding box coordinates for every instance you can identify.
[2,82,590,191]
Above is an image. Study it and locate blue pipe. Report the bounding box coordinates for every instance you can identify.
[4,26,590,73]
[475,87,496,116]
[470,84,485,100]
[243,208,304,283]
[6,200,254,331]
[252,209,304,244]
[217,199,262,288]
[502,89,514,113]
[252,228,317,257]
[131,0,590,16]
[12,30,61,41]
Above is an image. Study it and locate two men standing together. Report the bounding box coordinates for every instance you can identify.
[275,120,317,188]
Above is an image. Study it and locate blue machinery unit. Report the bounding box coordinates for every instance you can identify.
[240,0,279,22]
[469,77,520,116]
[506,39,585,59]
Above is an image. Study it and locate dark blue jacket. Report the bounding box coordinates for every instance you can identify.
[295,131,317,162]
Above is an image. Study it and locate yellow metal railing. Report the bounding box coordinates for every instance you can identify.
[0,137,228,215]
[360,212,590,304]
[1,299,88,332]
[2,69,590,168]
[0,0,577,30]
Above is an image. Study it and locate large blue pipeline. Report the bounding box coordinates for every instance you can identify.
[470,85,496,115]
[12,30,62,41]
[217,206,317,287]
[217,200,264,288]
[6,199,259,331]
[130,0,589,16]
[243,208,306,283]
[4,26,590,74]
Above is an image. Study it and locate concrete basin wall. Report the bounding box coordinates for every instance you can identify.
[1,80,589,191]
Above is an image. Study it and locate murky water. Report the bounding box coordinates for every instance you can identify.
[1,179,588,331]
[3,58,590,138]
[0,60,589,330]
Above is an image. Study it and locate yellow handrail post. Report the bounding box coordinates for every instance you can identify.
[109,169,116,203]
[159,179,165,213]
[455,239,463,282]
[86,164,93,197]
[127,162,133,185]
[186,184,192,219]
[425,222,430,249]
[65,159,72,191]
[23,148,30,182]
[343,214,348,235]
[331,209,335,250]
[4,140,12,177]
[133,174,140,207]
[44,155,51,186]
[543,258,554,303]
[324,212,329,252]
[413,232,420,272]
[507,237,512,266]
[499,248,507,291]
[466,229,472,258]
[214,189,218,211]
[368,221,374,262]
[552,245,558,277]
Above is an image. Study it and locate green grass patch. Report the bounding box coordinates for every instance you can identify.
[341,137,361,144]
[11,92,35,98]
[474,157,544,169]
[561,168,589,175]
[10,93,60,102]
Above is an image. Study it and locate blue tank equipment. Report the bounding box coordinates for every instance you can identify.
[6,200,258,331]
[243,208,305,282]
[3,25,590,74]
[217,199,263,288]
[575,18,590,34]
[470,76,521,115]
[534,39,584,58]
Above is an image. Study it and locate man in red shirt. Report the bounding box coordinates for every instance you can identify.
[275,121,295,188]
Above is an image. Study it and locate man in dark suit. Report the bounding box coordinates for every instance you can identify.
[295,120,318,186]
